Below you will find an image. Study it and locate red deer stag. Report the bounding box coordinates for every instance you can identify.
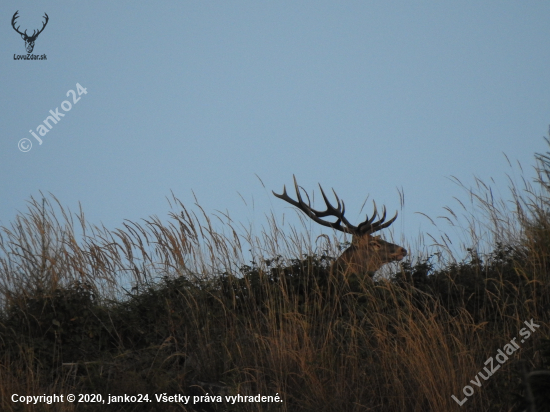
[273,176,407,275]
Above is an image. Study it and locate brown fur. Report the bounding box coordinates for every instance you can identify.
[333,234,407,275]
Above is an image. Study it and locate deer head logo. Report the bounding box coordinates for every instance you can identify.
[12,11,49,54]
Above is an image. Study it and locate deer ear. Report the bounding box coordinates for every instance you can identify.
[21,34,25,40]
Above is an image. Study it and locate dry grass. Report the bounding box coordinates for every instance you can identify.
[1,140,550,411]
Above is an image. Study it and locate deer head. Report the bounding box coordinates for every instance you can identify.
[273,176,407,275]
[12,11,49,53]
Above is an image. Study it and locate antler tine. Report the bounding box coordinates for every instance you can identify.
[316,185,341,216]
[375,210,398,231]
[290,176,322,216]
[372,205,388,229]
[367,201,379,225]
[34,13,49,37]
[318,185,360,230]
[292,175,308,207]
[273,176,356,234]
[357,202,398,235]
[11,11,25,36]
[356,200,379,233]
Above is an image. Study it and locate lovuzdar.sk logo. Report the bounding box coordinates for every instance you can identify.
[11,11,48,60]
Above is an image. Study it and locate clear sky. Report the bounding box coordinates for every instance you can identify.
[1,2,550,262]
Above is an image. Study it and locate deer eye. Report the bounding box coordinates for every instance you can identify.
[369,240,381,250]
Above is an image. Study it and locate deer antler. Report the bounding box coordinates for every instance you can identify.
[273,175,398,236]
[34,13,49,38]
[29,13,49,39]
[11,11,25,37]
[11,11,48,39]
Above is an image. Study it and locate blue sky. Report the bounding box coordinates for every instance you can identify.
[1,1,549,262]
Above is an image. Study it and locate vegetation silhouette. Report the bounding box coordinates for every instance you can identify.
[1,137,550,411]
